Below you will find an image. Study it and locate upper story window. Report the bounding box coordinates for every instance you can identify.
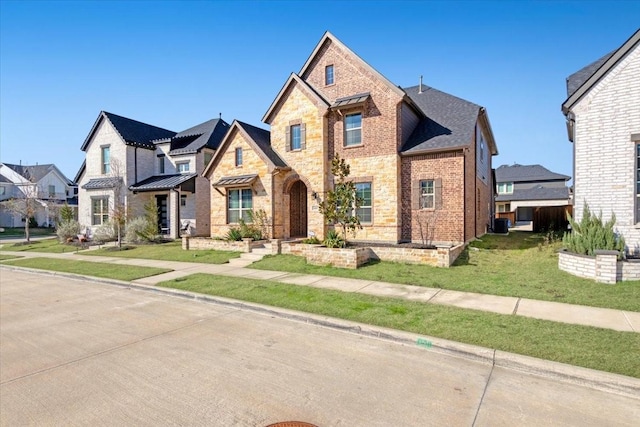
[286,123,306,151]
[48,185,56,198]
[180,194,187,207]
[325,65,334,85]
[497,182,513,194]
[235,147,243,167]
[355,182,372,223]
[101,146,110,174]
[291,125,301,150]
[158,154,165,174]
[420,180,435,209]
[177,161,190,173]
[344,113,362,147]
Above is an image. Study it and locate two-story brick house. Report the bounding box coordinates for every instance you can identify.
[77,111,229,237]
[0,162,77,228]
[562,29,639,251]
[204,32,498,245]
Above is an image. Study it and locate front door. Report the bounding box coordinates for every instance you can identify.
[156,195,168,234]
[289,181,307,237]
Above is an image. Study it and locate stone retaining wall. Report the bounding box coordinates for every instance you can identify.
[182,237,265,253]
[558,249,640,283]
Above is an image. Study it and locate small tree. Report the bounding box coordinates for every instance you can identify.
[0,183,39,242]
[109,159,127,249]
[59,203,75,223]
[318,154,362,247]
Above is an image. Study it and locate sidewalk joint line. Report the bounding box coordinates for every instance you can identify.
[427,288,442,302]
[512,297,521,315]
[622,311,636,332]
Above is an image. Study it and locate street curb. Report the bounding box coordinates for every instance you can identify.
[2,265,639,399]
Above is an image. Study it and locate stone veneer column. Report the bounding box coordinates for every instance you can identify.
[594,250,618,284]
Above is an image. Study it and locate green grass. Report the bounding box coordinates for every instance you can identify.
[82,240,240,264]
[158,273,640,378]
[4,257,171,281]
[0,254,22,261]
[250,232,640,312]
[0,227,56,238]
[0,238,79,253]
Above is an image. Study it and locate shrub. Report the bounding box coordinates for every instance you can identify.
[248,209,270,239]
[239,219,262,240]
[56,220,82,243]
[93,221,117,243]
[323,229,344,248]
[226,227,242,241]
[125,217,157,244]
[563,204,625,259]
[302,236,321,244]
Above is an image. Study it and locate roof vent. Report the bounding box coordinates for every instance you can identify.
[419,75,423,94]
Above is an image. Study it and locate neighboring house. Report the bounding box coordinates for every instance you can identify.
[562,29,640,252]
[204,32,498,245]
[0,162,77,227]
[495,164,571,225]
[76,111,229,238]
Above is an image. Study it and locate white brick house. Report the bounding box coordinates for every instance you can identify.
[77,111,228,238]
[562,29,640,252]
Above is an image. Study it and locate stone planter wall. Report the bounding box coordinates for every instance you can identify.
[558,249,640,283]
[182,236,266,253]
[306,246,371,269]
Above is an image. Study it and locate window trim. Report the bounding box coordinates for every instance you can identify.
[180,194,187,207]
[235,147,243,167]
[227,188,253,224]
[325,64,334,86]
[91,196,109,226]
[419,179,435,210]
[290,124,302,151]
[176,161,190,173]
[344,112,363,147]
[497,182,513,195]
[354,181,372,224]
[101,145,111,175]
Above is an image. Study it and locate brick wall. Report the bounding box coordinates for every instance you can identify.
[572,46,640,249]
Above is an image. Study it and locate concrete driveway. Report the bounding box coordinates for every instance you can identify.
[1,269,638,426]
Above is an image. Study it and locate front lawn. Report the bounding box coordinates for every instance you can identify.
[250,232,640,312]
[0,238,78,253]
[82,240,240,264]
[0,227,56,238]
[158,273,640,378]
[0,254,22,261]
[3,258,171,281]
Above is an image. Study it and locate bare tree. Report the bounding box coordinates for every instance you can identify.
[109,159,127,248]
[0,182,40,242]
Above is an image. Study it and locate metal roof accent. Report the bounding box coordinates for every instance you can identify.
[331,92,370,109]
[212,174,258,187]
[82,177,123,190]
[129,173,197,192]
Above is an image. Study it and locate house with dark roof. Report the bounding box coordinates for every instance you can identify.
[0,162,77,228]
[494,164,571,227]
[76,111,229,237]
[204,32,498,245]
[562,29,640,252]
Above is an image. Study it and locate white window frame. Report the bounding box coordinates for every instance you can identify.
[177,161,190,173]
[497,203,511,213]
[325,64,334,85]
[291,124,301,151]
[101,145,110,174]
[419,180,435,209]
[91,197,109,225]
[355,182,372,223]
[235,147,243,167]
[497,182,513,194]
[344,113,362,147]
[227,188,252,224]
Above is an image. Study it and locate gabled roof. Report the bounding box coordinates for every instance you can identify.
[401,85,496,155]
[299,31,405,99]
[262,73,330,124]
[165,118,230,156]
[81,111,176,151]
[495,186,570,202]
[129,173,197,192]
[495,164,570,183]
[74,160,86,185]
[203,120,288,177]
[563,29,640,114]
[2,163,74,185]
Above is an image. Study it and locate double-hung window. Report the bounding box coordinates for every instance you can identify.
[344,113,362,146]
[291,124,301,150]
[497,182,513,194]
[325,65,334,85]
[420,180,435,209]
[101,146,110,174]
[355,182,372,223]
[91,197,109,225]
[235,147,243,167]
[228,188,252,223]
[177,161,190,173]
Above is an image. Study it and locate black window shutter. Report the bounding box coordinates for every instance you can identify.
[285,126,291,152]
[300,123,306,150]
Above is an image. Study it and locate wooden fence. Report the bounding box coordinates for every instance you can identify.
[532,205,572,232]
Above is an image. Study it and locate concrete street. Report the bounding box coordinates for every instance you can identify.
[1,269,639,426]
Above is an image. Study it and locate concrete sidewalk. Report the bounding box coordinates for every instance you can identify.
[1,249,638,333]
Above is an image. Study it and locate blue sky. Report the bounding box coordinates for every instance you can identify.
[1,0,638,181]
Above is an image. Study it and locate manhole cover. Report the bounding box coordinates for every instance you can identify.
[266,422,318,427]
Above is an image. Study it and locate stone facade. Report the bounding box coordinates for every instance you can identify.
[558,249,640,283]
[569,40,640,251]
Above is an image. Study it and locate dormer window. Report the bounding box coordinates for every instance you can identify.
[325,65,334,85]
[177,161,190,173]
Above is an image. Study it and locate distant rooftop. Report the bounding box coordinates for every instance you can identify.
[495,164,570,183]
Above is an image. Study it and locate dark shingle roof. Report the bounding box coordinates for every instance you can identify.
[496,186,570,202]
[167,119,230,156]
[495,164,570,183]
[129,173,197,192]
[401,85,480,154]
[236,121,287,168]
[566,51,615,97]
[3,163,74,185]
[82,177,123,190]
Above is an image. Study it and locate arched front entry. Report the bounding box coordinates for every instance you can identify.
[289,180,308,238]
